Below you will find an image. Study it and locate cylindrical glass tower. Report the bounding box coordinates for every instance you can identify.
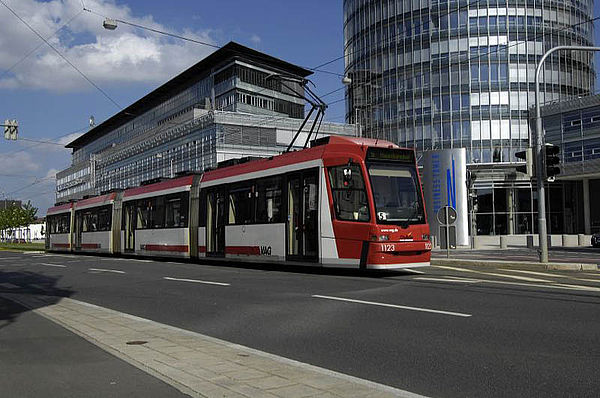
[343,0,595,164]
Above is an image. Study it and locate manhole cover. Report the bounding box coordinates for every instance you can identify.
[126,340,148,345]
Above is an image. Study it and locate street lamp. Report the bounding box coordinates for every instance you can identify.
[534,45,600,264]
[103,18,117,30]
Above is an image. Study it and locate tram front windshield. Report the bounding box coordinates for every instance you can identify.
[368,163,425,225]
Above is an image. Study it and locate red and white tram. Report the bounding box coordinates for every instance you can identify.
[46,137,431,269]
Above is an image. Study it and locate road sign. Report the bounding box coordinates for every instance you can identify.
[437,205,457,225]
[437,206,457,255]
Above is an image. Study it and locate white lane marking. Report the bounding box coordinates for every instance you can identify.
[39,262,66,268]
[433,265,481,273]
[570,278,600,283]
[163,277,230,286]
[500,269,571,279]
[312,295,472,318]
[414,277,479,284]
[402,269,425,275]
[434,265,551,283]
[415,275,600,293]
[89,268,125,274]
[552,283,600,292]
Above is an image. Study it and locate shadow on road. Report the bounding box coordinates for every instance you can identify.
[0,270,74,330]
[189,258,418,279]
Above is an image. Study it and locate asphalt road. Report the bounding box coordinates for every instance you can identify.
[1,251,600,397]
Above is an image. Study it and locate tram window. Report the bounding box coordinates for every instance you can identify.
[229,185,254,225]
[98,206,112,231]
[328,164,370,222]
[49,214,70,234]
[135,193,189,229]
[256,177,282,223]
[165,193,189,228]
[137,200,152,229]
[153,197,166,228]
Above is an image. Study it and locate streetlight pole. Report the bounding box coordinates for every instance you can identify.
[535,45,600,263]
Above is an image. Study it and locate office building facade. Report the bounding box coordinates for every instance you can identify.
[57,42,354,202]
[539,95,600,234]
[343,0,595,235]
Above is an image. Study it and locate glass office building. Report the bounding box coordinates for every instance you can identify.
[56,42,355,202]
[343,0,595,235]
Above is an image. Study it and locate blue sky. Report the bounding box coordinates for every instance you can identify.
[0,0,598,215]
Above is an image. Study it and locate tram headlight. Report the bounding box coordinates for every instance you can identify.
[422,234,430,241]
[370,234,389,241]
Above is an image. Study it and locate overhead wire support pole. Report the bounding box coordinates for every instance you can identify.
[534,45,600,264]
[270,76,328,153]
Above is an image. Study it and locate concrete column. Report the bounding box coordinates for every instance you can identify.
[583,178,591,235]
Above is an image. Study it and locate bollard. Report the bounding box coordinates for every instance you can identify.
[500,235,508,249]
[526,235,534,249]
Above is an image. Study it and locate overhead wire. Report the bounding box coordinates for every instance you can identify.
[0,0,123,110]
[81,5,344,77]
[312,0,486,71]
[0,125,89,158]
[0,8,85,82]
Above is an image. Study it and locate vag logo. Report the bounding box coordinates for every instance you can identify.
[260,246,272,256]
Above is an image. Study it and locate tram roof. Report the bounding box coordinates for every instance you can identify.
[123,175,195,199]
[201,136,403,183]
[74,192,118,210]
[47,202,73,215]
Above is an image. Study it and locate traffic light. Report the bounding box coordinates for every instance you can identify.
[515,148,534,177]
[3,119,18,140]
[470,192,478,211]
[544,143,560,181]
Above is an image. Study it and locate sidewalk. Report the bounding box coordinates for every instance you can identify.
[431,247,599,271]
[0,296,187,398]
[8,294,421,398]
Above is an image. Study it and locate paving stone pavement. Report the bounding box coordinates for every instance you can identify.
[7,294,423,398]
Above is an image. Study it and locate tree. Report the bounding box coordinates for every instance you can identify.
[0,202,37,242]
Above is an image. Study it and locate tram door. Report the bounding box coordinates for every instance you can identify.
[287,169,318,261]
[207,190,226,256]
[74,212,82,251]
[123,202,135,252]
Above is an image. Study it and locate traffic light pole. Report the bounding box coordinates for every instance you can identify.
[535,45,600,264]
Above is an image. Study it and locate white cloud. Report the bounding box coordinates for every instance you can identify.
[249,34,261,44]
[0,0,217,91]
[0,151,40,173]
[44,168,59,179]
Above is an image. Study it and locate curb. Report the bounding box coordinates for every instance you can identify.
[431,258,598,271]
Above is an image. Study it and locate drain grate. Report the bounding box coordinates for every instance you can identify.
[126,340,148,345]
